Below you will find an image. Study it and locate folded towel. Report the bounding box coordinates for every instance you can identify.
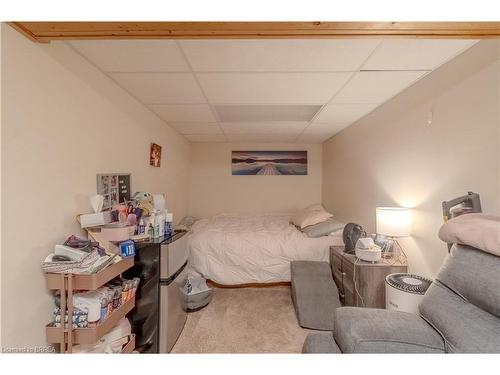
[438,213,500,257]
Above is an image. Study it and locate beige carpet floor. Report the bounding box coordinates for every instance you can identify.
[171,286,315,353]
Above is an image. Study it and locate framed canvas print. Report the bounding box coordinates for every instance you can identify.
[150,143,162,167]
[232,151,308,175]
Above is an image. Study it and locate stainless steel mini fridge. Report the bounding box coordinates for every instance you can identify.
[159,233,188,353]
[124,231,188,353]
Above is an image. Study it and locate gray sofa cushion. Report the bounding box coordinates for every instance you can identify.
[419,282,500,353]
[436,244,500,317]
[302,218,345,238]
[291,261,341,330]
[334,307,445,353]
[302,333,341,354]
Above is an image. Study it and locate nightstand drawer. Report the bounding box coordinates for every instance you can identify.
[330,245,408,308]
[331,251,354,281]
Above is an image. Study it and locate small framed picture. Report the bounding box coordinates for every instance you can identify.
[150,143,162,167]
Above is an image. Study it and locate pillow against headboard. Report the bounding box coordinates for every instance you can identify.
[302,218,345,238]
[291,209,333,229]
[304,203,327,212]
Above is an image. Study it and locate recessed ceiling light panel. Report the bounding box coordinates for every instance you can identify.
[214,105,322,122]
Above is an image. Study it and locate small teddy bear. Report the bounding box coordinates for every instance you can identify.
[133,192,154,217]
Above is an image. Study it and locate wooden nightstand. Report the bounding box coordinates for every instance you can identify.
[330,246,408,308]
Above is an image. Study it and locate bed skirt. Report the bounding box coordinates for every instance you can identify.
[207,279,291,288]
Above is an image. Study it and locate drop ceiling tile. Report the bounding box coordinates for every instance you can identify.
[221,122,308,134]
[313,103,378,123]
[170,123,222,135]
[149,104,216,122]
[197,73,352,104]
[363,39,478,71]
[226,133,298,143]
[180,39,380,72]
[303,123,349,134]
[110,73,205,104]
[333,71,428,104]
[296,133,335,144]
[185,134,227,143]
[215,105,321,122]
[69,40,190,72]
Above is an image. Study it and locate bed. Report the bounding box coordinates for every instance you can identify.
[187,213,344,286]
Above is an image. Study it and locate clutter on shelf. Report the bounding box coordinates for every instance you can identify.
[72,318,133,354]
[42,235,118,274]
[51,276,139,329]
[80,192,174,246]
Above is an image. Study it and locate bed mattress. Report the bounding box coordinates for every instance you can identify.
[188,213,344,285]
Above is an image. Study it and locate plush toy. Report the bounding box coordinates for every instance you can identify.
[133,192,154,217]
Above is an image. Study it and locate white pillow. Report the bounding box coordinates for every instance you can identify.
[292,210,333,229]
[304,203,326,212]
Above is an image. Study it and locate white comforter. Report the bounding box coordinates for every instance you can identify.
[188,213,344,285]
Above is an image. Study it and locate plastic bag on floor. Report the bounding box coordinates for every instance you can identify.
[183,277,213,312]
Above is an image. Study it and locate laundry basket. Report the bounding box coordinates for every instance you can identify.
[385,273,432,314]
[183,277,213,312]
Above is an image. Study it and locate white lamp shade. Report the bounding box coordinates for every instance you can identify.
[376,207,412,237]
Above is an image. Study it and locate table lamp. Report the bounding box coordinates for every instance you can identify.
[376,207,412,258]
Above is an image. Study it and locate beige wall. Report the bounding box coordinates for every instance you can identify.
[1,24,191,347]
[188,143,322,218]
[323,40,500,278]
[0,23,3,348]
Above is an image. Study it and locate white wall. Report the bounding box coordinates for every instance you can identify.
[1,24,191,347]
[322,40,500,278]
[189,143,322,218]
[0,23,3,349]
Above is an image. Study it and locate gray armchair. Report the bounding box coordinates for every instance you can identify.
[303,242,500,353]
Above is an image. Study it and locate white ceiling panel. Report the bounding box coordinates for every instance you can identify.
[221,122,308,134]
[149,104,216,122]
[303,123,349,134]
[333,71,428,104]
[215,105,321,122]
[110,73,206,104]
[313,103,378,123]
[69,40,190,72]
[296,133,335,144]
[169,123,222,135]
[362,40,478,71]
[70,38,477,144]
[180,39,380,72]
[226,133,298,143]
[197,73,352,104]
[185,134,227,142]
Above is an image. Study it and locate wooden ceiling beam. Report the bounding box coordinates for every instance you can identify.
[9,22,500,43]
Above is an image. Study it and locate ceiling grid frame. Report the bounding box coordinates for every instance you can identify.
[174,40,228,142]
[65,37,479,143]
[294,39,384,143]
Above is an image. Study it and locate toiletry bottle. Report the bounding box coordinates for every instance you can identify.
[148,223,154,240]
[165,213,173,237]
[138,218,145,235]
[163,210,169,236]
[156,211,165,238]
[149,211,157,238]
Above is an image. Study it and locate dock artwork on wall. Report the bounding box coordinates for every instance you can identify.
[231,151,308,175]
[150,143,162,167]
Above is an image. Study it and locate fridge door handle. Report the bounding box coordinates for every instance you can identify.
[159,261,188,286]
